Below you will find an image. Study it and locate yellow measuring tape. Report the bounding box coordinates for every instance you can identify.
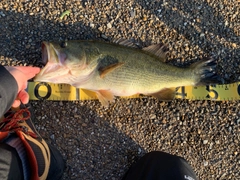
[27,82,240,101]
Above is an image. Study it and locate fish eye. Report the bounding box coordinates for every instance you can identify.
[60,41,67,48]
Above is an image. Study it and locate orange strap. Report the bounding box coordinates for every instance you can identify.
[16,131,39,180]
[0,131,9,141]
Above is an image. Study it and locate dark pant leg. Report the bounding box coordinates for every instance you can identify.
[0,144,24,180]
[123,151,197,180]
[47,144,65,180]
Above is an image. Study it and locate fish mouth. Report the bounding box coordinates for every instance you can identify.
[41,41,49,65]
[34,42,69,82]
[41,41,59,65]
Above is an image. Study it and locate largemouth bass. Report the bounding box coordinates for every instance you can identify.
[34,40,222,106]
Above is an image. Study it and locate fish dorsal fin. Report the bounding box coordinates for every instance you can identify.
[99,62,124,78]
[142,44,168,62]
[148,87,176,101]
[96,90,114,107]
[112,39,138,48]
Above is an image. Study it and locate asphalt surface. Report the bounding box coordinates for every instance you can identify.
[0,0,239,179]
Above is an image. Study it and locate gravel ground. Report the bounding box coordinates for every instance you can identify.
[0,0,239,179]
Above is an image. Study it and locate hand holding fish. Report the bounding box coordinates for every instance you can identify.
[5,66,40,107]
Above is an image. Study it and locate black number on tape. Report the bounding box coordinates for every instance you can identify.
[206,85,218,99]
[34,82,52,100]
[176,87,187,98]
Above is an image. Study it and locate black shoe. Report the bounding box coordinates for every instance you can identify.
[0,104,65,180]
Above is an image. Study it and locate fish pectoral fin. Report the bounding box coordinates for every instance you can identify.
[99,62,124,78]
[96,90,115,107]
[149,87,176,101]
[142,44,168,62]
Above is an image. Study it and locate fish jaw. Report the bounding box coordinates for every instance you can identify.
[34,62,70,83]
[34,41,71,83]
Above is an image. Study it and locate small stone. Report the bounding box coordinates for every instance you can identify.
[50,134,55,140]
[209,142,213,149]
[130,10,135,18]
[204,161,208,166]
[0,13,6,17]
[149,114,156,119]
[236,119,240,124]
[101,34,108,40]
[228,127,232,132]
[98,26,103,32]
[203,140,208,144]
[90,23,95,28]
[82,123,87,127]
[107,22,112,29]
[232,43,237,48]
[138,148,142,154]
[142,16,147,21]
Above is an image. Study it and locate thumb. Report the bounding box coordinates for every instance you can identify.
[12,90,30,108]
[18,90,30,104]
[11,99,21,108]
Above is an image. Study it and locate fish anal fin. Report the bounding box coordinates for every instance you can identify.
[99,62,124,78]
[96,90,115,107]
[143,44,168,62]
[149,87,176,101]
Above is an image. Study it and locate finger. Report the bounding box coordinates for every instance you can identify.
[14,66,40,73]
[25,70,41,80]
[12,100,21,108]
[18,90,29,104]
[15,67,41,79]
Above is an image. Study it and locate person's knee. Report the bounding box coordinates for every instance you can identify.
[123,151,198,180]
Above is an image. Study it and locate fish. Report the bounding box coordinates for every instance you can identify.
[34,40,223,106]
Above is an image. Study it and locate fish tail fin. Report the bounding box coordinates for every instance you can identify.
[191,57,224,86]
